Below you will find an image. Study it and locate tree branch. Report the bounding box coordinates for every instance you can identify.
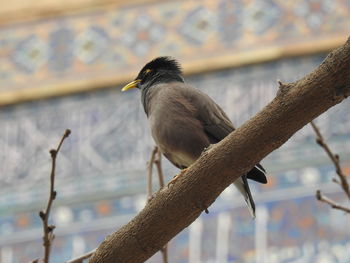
[154,148,165,189]
[89,37,350,263]
[147,146,168,263]
[310,121,350,199]
[147,147,158,201]
[310,121,350,212]
[316,190,350,213]
[39,129,71,263]
[66,147,169,263]
[65,249,96,263]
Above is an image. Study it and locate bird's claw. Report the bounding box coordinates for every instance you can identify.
[167,168,188,187]
[200,144,214,157]
[147,193,156,202]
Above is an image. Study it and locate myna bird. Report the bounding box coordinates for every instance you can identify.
[122,57,267,218]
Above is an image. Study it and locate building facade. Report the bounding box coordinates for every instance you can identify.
[0,0,350,262]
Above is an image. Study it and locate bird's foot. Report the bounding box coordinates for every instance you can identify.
[200,144,214,157]
[204,144,214,152]
[167,168,188,187]
[147,193,156,202]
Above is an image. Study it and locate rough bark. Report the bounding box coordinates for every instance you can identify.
[89,37,350,263]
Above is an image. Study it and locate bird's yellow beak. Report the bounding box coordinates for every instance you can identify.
[121,79,141,92]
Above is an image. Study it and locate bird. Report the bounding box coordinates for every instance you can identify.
[122,56,267,218]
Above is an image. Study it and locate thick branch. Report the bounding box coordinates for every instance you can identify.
[66,249,96,263]
[90,37,350,263]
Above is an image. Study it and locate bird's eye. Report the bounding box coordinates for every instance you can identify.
[145,69,152,74]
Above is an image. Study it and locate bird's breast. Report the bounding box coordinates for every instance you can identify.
[148,110,210,169]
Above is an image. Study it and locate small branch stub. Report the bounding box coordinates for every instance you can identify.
[277,79,290,96]
[316,189,350,213]
[65,249,97,263]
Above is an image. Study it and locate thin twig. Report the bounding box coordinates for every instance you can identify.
[316,190,350,213]
[147,146,168,263]
[147,147,158,201]
[310,121,350,199]
[310,121,350,213]
[64,147,163,263]
[160,246,169,263]
[154,149,165,188]
[65,248,96,263]
[39,129,71,263]
[66,146,163,263]
[66,147,167,263]
[154,149,168,263]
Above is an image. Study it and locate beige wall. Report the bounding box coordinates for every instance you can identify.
[0,0,154,24]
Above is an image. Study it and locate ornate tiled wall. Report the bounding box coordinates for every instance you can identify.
[0,0,349,104]
[1,0,350,262]
[1,53,350,262]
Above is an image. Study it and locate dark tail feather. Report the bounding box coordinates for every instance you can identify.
[234,175,256,218]
[247,164,267,184]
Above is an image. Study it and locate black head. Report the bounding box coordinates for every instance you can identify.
[137,56,182,79]
[122,57,183,92]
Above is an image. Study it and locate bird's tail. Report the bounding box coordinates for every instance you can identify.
[233,175,256,218]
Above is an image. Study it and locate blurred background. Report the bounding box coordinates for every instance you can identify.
[0,0,350,262]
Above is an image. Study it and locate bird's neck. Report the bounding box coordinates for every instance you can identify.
[141,74,184,116]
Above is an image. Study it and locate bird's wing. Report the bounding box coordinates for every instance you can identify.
[180,85,267,184]
[180,86,235,142]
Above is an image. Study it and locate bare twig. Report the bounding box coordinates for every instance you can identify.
[316,190,350,213]
[147,147,158,201]
[65,147,164,263]
[39,129,71,263]
[147,146,168,263]
[310,121,350,213]
[310,121,350,198]
[65,147,166,263]
[154,149,168,263]
[160,246,168,263]
[154,149,165,188]
[65,248,97,263]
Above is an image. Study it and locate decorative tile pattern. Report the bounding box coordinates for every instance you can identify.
[243,0,282,35]
[179,6,217,45]
[0,54,349,209]
[0,0,349,99]
[0,55,349,263]
[121,14,165,56]
[74,26,109,64]
[1,186,349,262]
[48,27,75,72]
[293,0,335,30]
[0,0,349,259]
[217,0,243,44]
[12,35,48,73]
